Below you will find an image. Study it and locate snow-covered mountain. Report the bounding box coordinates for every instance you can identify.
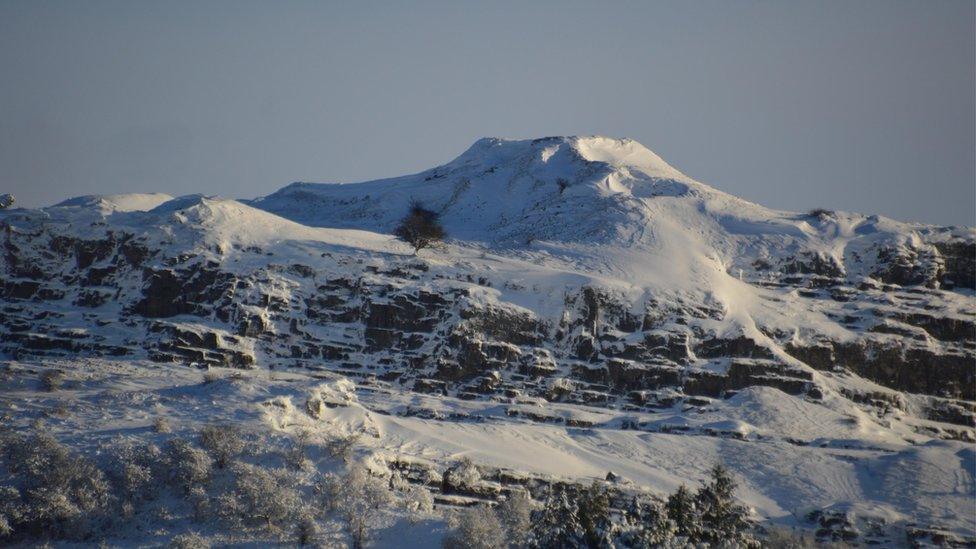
[1,136,973,545]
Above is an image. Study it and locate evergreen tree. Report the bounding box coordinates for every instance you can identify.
[624,496,676,548]
[665,484,698,541]
[532,486,585,548]
[577,481,613,548]
[695,464,751,544]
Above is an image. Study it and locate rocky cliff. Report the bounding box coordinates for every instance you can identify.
[2,137,973,441]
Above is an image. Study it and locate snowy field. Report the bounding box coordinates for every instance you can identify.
[2,357,972,546]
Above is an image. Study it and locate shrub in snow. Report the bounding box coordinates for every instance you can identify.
[153,416,173,433]
[169,531,211,549]
[305,395,325,419]
[326,433,359,463]
[0,431,112,539]
[394,202,446,254]
[284,430,312,471]
[164,438,213,495]
[399,482,434,515]
[121,463,153,501]
[442,456,481,494]
[315,471,342,515]
[442,505,507,549]
[762,526,816,548]
[0,486,21,538]
[188,485,211,522]
[295,511,320,546]
[107,441,162,503]
[40,369,66,392]
[546,377,575,401]
[326,464,394,549]
[496,489,533,546]
[215,462,300,532]
[202,370,222,384]
[0,194,13,209]
[199,423,245,468]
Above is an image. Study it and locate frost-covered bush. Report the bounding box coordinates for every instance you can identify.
[153,416,173,433]
[496,489,533,546]
[442,505,506,549]
[0,431,112,539]
[121,463,153,501]
[400,482,434,515]
[285,430,312,471]
[107,441,163,503]
[295,511,320,546]
[202,371,222,384]
[164,438,212,495]
[440,489,530,546]
[763,526,815,548]
[326,433,359,463]
[442,456,481,493]
[315,471,343,515]
[40,369,66,392]
[215,462,301,532]
[327,464,394,548]
[199,423,245,468]
[0,486,21,538]
[169,531,211,549]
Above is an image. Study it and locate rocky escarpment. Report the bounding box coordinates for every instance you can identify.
[1,202,973,438]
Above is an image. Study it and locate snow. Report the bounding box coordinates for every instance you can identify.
[53,192,175,213]
[0,135,973,544]
[3,359,971,541]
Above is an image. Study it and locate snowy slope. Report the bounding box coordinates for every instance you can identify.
[0,135,973,545]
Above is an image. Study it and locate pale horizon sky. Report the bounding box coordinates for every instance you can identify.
[1,1,973,225]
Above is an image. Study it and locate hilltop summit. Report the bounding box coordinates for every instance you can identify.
[249,136,731,245]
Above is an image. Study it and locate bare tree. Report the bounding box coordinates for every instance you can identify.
[394,202,446,254]
[321,464,394,548]
[442,505,507,549]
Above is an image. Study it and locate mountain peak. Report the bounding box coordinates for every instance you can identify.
[450,135,689,182]
[250,135,712,245]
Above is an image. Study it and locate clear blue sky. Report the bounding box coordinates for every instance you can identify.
[1,1,973,225]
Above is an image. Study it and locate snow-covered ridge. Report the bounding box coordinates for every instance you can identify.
[0,135,973,543]
[249,136,972,287]
[248,135,717,243]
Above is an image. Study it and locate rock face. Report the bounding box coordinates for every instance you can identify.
[0,136,973,436]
